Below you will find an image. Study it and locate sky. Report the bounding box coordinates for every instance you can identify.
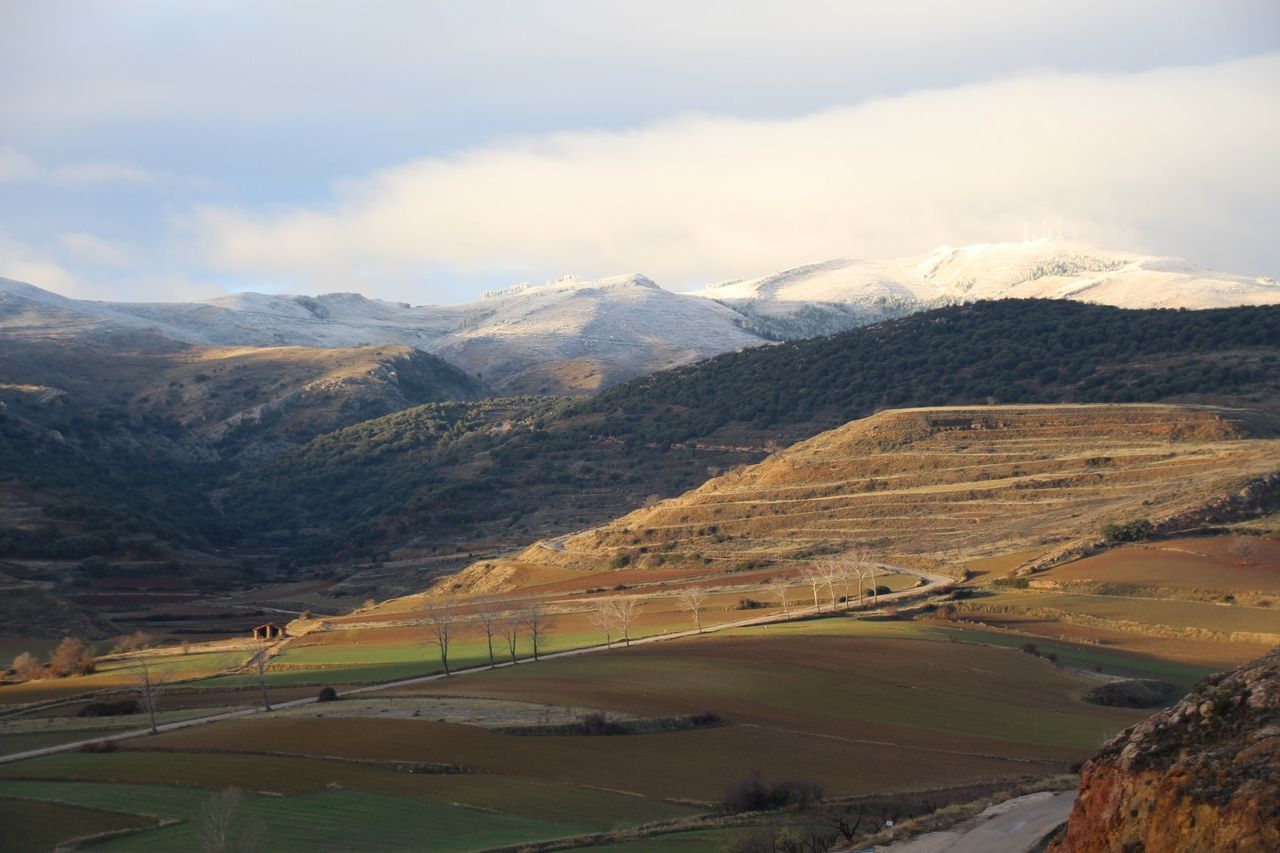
[1,1,1278,305]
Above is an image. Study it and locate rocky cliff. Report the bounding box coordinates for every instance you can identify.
[1052,646,1279,852]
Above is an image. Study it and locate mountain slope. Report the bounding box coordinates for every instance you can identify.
[226,301,1280,585]
[0,273,768,394]
[449,404,1280,592]
[689,241,1280,339]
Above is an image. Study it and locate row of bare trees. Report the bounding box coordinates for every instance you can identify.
[422,599,556,676]
[793,550,885,612]
[424,586,719,675]
[593,597,642,647]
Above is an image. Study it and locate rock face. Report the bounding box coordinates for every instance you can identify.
[1053,647,1280,852]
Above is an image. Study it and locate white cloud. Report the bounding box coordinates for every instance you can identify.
[58,232,136,267]
[0,235,92,298]
[191,55,1280,298]
[0,148,160,188]
[0,148,41,183]
[47,162,158,187]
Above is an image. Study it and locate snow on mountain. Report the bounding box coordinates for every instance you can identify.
[0,274,767,394]
[688,240,1280,339]
[3,240,1274,394]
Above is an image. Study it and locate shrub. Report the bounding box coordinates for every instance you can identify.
[576,712,628,735]
[1102,519,1154,546]
[112,630,155,654]
[317,686,339,702]
[723,772,825,813]
[737,597,767,610]
[12,652,43,680]
[49,637,95,677]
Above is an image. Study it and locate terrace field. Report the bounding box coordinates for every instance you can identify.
[447,405,1280,594]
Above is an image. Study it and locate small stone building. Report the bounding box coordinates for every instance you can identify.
[252,623,287,640]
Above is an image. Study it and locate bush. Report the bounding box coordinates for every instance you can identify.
[737,597,767,610]
[317,686,338,702]
[11,652,43,680]
[49,637,95,677]
[723,772,825,813]
[1102,519,1154,546]
[576,712,628,735]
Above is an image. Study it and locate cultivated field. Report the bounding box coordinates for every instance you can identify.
[448,405,1280,594]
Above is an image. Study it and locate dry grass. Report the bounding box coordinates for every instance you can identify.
[444,406,1279,596]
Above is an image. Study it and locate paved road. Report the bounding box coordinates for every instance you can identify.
[0,562,952,766]
[880,790,1077,853]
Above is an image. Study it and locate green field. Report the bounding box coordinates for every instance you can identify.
[0,779,585,852]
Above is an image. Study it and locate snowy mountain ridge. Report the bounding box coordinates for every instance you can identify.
[688,240,1279,339]
[2,240,1276,393]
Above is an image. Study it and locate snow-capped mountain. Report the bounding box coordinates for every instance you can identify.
[0,273,767,394]
[3,240,1275,394]
[687,240,1280,339]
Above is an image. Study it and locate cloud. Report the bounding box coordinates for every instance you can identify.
[47,162,158,187]
[58,232,136,267]
[0,147,161,188]
[190,55,1280,298]
[0,235,92,298]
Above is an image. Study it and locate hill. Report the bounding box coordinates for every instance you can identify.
[0,337,484,575]
[689,240,1280,339]
[226,300,1280,581]
[449,405,1280,592]
[0,273,766,394]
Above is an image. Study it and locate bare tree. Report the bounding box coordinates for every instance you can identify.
[678,587,711,633]
[800,567,825,610]
[471,605,502,668]
[126,654,174,734]
[500,611,521,664]
[593,599,615,647]
[766,576,790,615]
[243,638,277,711]
[422,598,461,676]
[816,562,841,611]
[520,603,553,661]
[866,562,881,606]
[199,787,265,853]
[609,597,641,646]
[842,547,872,609]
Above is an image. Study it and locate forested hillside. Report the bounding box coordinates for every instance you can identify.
[227,300,1280,579]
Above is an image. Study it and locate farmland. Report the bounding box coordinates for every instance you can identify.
[0,616,1155,849]
[0,402,1276,849]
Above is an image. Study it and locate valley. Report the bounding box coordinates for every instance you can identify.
[1,276,1278,852]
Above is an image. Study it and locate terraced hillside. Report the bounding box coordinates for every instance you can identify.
[458,405,1279,590]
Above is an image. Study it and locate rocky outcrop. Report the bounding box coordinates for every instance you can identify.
[1053,646,1280,852]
